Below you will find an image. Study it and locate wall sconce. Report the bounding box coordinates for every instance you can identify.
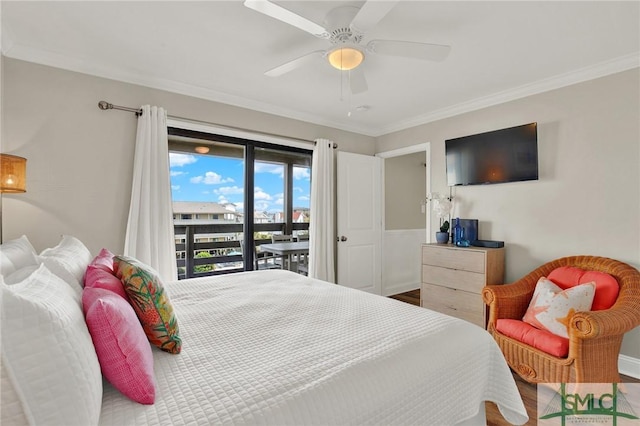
[1,154,27,242]
[1,154,27,193]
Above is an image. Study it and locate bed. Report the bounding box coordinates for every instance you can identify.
[1,236,528,426]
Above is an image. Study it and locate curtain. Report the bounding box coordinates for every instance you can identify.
[124,105,177,281]
[308,139,335,283]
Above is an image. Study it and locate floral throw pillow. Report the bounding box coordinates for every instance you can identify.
[113,255,182,354]
[523,277,595,339]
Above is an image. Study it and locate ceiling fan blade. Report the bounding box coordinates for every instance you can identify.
[244,0,329,39]
[265,50,325,77]
[367,40,451,62]
[349,0,399,35]
[349,67,368,94]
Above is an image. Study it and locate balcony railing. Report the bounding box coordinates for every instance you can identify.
[175,222,309,280]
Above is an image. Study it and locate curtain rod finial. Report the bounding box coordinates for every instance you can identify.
[98,101,112,110]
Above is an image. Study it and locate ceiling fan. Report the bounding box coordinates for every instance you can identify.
[244,0,451,94]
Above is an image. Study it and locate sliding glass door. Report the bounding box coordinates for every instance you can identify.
[167,128,311,279]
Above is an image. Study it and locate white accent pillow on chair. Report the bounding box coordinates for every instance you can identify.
[523,277,596,338]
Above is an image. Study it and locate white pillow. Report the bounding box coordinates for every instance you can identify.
[4,264,40,285]
[1,361,29,426]
[0,235,39,278]
[1,263,102,425]
[523,277,596,338]
[39,235,92,294]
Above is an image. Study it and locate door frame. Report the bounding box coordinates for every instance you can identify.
[376,143,431,296]
[375,142,432,242]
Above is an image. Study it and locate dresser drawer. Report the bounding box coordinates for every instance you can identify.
[420,283,485,327]
[422,246,485,273]
[422,265,485,293]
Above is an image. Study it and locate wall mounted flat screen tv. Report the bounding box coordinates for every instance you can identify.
[446,122,538,186]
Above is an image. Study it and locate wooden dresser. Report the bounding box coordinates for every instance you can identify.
[420,243,505,328]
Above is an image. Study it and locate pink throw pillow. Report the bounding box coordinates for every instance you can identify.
[84,266,127,299]
[523,277,595,338]
[82,288,156,404]
[88,248,116,273]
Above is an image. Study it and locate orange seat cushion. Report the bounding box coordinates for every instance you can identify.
[547,266,619,310]
[496,318,569,357]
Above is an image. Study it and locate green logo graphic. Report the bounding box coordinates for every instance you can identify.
[540,383,639,425]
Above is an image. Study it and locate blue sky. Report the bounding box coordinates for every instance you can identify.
[169,153,310,212]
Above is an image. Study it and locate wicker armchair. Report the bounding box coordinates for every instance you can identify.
[482,256,640,383]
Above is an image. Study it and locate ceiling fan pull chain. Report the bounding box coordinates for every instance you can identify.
[347,70,353,117]
[339,60,345,102]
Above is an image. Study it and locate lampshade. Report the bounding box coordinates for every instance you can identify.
[0,154,27,193]
[328,46,364,71]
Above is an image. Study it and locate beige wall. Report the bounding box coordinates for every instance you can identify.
[376,69,640,358]
[2,57,639,359]
[384,152,426,230]
[1,57,375,255]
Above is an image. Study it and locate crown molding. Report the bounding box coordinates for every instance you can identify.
[379,53,640,136]
[3,41,638,139]
[1,42,377,137]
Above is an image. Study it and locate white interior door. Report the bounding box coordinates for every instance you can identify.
[337,152,382,294]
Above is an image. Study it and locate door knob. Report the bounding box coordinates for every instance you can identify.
[340,236,348,242]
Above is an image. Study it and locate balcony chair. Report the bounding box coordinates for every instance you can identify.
[482,255,640,384]
[294,234,309,275]
[240,241,279,271]
[271,234,294,270]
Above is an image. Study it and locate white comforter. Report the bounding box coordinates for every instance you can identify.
[99,270,528,425]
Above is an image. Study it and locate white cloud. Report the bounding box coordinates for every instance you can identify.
[298,195,309,201]
[171,185,180,191]
[170,153,197,167]
[215,185,244,195]
[170,171,186,177]
[293,166,310,180]
[255,201,270,211]
[255,162,284,177]
[254,186,272,201]
[190,171,234,185]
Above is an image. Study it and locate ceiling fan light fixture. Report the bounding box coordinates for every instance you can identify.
[328,46,364,71]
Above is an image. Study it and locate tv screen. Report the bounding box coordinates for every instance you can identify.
[446,123,538,186]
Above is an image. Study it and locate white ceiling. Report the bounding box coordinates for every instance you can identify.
[2,1,639,137]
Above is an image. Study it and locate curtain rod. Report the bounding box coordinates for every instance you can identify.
[97,100,330,147]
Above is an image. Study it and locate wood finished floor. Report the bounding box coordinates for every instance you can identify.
[388,289,639,426]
